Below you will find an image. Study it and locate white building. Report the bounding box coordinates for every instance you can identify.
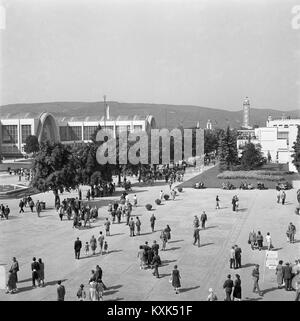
[0,112,156,158]
[237,117,300,172]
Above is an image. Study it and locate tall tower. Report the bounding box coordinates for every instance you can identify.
[242,97,250,128]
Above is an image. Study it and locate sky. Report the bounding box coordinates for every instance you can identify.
[0,0,300,111]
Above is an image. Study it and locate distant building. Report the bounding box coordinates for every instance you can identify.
[0,112,156,158]
[242,97,251,129]
[237,116,300,172]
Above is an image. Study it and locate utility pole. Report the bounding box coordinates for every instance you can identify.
[103,95,106,128]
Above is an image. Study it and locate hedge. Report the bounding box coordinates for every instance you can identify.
[145,204,152,211]
[164,194,170,200]
[217,171,284,181]
[155,199,161,205]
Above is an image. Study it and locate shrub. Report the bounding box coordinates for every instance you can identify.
[145,204,152,211]
[177,187,183,192]
[155,199,161,205]
[217,171,284,181]
[164,194,170,200]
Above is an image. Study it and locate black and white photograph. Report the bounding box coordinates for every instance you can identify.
[0,0,300,307]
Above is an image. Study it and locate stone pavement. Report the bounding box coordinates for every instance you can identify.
[0,168,299,301]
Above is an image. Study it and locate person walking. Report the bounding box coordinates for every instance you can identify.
[287,222,296,243]
[275,260,284,288]
[230,246,235,269]
[223,274,234,301]
[19,199,25,213]
[165,225,171,241]
[280,190,286,205]
[200,211,207,229]
[193,215,200,228]
[133,194,137,207]
[233,274,242,301]
[29,199,35,212]
[193,227,201,247]
[90,235,97,255]
[234,245,242,269]
[295,280,300,301]
[216,196,220,209]
[159,190,164,200]
[252,264,263,296]
[135,217,141,235]
[104,218,111,236]
[151,253,161,278]
[38,258,45,287]
[256,231,263,251]
[207,288,218,301]
[276,188,281,203]
[76,284,86,301]
[98,231,105,254]
[89,280,98,301]
[31,257,40,288]
[160,230,168,251]
[85,242,90,256]
[57,280,65,301]
[150,213,156,232]
[283,262,293,291]
[248,230,257,250]
[74,237,82,260]
[9,257,19,292]
[171,265,181,294]
[137,246,145,270]
[58,205,64,221]
[265,232,273,251]
[129,217,135,237]
[36,200,41,217]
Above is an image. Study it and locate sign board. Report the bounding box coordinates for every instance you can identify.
[0,265,6,290]
[265,251,278,269]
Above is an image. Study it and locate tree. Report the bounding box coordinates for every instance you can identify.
[292,125,300,173]
[31,141,78,201]
[240,142,266,170]
[24,135,39,154]
[218,126,239,171]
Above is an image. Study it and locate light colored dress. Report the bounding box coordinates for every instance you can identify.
[89,281,98,301]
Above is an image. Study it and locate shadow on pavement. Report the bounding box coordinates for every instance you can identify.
[168,239,184,244]
[164,247,181,251]
[200,242,214,247]
[180,285,200,293]
[241,263,256,268]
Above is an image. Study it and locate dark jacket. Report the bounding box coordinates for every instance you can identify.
[223,279,234,292]
[57,285,65,301]
[74,240,82,251]
[283,265,292,279]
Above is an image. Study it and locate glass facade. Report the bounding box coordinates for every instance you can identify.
[59,126,82,141]
[2,125,18,143]
[21,125,32,143]
[83,126,98,140]
[133,125,143,132]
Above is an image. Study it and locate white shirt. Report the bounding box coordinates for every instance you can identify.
[266,235,272,243]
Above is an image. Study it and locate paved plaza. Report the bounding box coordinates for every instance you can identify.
[0,168,299,301]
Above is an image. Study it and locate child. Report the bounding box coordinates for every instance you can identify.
[103,241,108,254]
[84,242,89,256]
[77,284,86,301]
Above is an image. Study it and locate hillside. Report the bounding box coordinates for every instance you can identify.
[0,101,299,129]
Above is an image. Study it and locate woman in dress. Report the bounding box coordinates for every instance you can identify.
[6,271,17,294]
[265,232,272,251]
[38,258,45,287]
[275,260,284,288]
[90,235,97,255]
[233,274,242,301]
[165,225,171,241]
[171,265,181,294]
[89,280,98,301]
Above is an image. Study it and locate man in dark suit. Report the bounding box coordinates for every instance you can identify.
[57,280,65,301]
[74,237,82,259]
[151,253,161,278]
[283,262,293,291]
[152,240,159,256]
[234,245,242,269]
[223,274,234,301]
[31,257,40,288]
